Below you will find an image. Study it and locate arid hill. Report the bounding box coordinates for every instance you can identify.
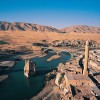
[1,21,100,33]
[0,21,62,33]
[61,25,100,33]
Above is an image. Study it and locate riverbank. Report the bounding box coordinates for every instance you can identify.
[31,70,57,100]
[47,55,61,61]
[0,60,16,82]
[0,75,8,82]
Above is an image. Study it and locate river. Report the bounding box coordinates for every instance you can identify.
[0,52,71,100]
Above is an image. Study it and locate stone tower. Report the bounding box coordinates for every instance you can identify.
[24,59,36,77]
[83,41,89,76]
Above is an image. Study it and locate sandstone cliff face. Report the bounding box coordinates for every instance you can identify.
[61,25,100,33]
[0,21,62,33]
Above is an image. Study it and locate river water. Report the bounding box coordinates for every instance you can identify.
[0,52,71,100]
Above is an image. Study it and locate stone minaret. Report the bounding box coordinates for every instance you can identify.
[83,41,89,76]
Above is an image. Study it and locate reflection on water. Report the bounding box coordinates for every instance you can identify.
[0,52,71,100]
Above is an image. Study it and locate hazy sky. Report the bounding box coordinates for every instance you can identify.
[0,0,100,28]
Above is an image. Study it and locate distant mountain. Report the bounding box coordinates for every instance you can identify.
[0,21,63,33]
[61,25,100,33]
[0,21,100,33]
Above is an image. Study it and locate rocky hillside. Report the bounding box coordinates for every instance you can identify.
[0,21,62,33]
[0,21,100,33]
[61,25,100,33]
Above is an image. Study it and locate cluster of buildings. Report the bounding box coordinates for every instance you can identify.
[55,41,100,100]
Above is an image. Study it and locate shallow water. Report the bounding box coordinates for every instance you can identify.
[0,52,71,100]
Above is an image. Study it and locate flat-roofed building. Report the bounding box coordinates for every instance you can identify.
[65,73,92,86]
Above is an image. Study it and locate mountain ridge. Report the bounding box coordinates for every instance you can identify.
[0,21,100,33]
[0,21,62,33]
[61,25,100,33]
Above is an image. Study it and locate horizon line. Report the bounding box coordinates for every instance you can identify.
[0,20,100,29]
